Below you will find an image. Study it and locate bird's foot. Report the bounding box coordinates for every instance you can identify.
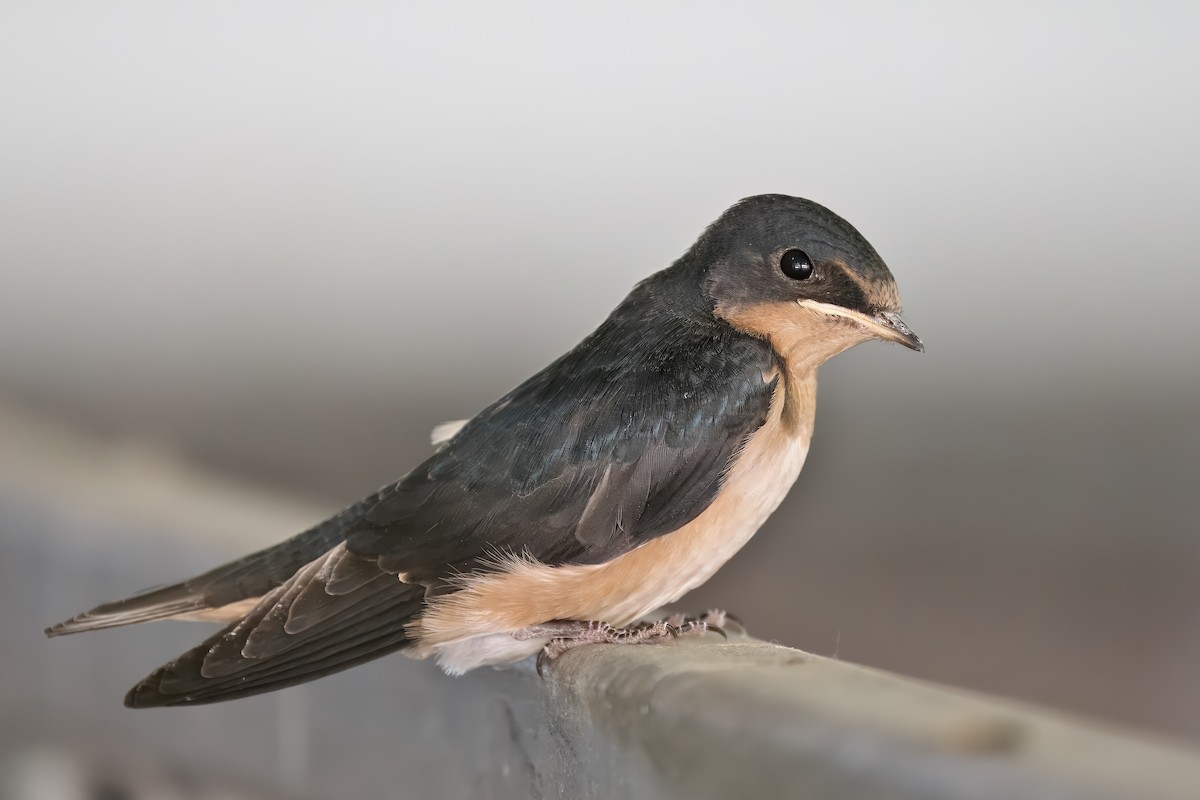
[521,611,742,676]
[522,620,677,676]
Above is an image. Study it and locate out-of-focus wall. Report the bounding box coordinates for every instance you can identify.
[2,0,1198,752]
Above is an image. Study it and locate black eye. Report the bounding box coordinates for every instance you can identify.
[779,249,814,281]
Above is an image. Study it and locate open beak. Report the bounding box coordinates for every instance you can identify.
[798,300,924,352]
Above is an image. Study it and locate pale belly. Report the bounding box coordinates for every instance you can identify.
[416,374,815,674]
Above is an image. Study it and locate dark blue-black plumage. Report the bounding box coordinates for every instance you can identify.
[349,268,778,574]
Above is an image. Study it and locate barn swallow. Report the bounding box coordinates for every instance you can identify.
[46,194,921,707]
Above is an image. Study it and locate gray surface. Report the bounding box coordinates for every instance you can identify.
[549,641,1200,800]
[5,405,1200,799]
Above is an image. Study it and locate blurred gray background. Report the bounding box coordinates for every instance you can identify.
[2,1,1199,793]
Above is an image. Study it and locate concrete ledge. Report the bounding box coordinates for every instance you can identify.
[5,397,1200,799]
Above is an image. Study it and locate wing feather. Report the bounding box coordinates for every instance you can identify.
[126,545,422,707]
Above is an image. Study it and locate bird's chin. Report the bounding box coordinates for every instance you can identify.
[797,300,924,352]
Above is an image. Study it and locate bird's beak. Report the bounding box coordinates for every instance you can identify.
[797,299,924,352]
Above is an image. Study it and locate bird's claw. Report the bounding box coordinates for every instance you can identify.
[667,609,739,639]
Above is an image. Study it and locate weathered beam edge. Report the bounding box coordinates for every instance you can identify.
[542,635,1200,799]
[6,397,1200,799]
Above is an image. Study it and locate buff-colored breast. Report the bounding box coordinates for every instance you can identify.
[412,368,817,671]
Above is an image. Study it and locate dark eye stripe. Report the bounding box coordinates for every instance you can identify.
[818,262,870,311]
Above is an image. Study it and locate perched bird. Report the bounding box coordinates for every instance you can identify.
[46,194,921,707]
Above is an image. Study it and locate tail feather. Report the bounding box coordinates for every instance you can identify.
[45,585,210,637]
[44,489,388,638]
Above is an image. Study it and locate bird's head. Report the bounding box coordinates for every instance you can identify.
[695,194,922,367]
